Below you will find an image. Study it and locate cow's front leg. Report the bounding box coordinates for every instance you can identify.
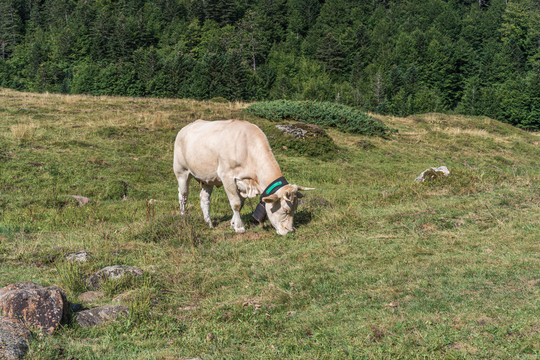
[200,184,213,228]
[222,179,246,233]
[229,199,245,233]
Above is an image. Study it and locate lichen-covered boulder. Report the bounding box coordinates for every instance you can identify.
[0,282,68,335]
[75,305,129,328]
[0,317,32,360]
[0,282,42,300]
[86,265,143,290]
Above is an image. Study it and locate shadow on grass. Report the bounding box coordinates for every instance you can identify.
[214,209,314,232]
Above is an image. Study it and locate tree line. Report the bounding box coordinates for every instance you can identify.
[0,0,538,129]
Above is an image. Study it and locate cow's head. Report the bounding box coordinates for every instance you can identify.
[262,184,314,235]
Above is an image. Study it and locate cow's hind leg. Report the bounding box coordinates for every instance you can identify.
[222,178,245,233]
[200,184,213,228]
[175,170,191,215]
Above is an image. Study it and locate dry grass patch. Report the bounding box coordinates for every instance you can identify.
[140,111,175,130]
[10,122,39,141]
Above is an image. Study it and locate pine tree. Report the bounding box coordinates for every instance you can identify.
[0,0,21,60]
[316,32,345,78]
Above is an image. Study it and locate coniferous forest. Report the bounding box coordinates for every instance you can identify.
[0,0,538,129]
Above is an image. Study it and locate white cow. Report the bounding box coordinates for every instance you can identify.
[173,120,313,235]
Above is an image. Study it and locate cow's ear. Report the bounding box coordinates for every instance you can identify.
[284,191,293,202]
[262,194,279,203]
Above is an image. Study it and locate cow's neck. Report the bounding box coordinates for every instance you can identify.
[257,161,283,192]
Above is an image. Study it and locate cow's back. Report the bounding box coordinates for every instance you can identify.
[174,120,273,184]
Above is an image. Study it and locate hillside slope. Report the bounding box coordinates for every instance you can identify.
[0,89,538,359]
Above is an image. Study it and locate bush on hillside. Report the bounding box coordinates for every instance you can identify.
[244,100,396,137]
[261,122,337,159]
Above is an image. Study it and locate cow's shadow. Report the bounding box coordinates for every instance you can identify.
[213,210,313,231]
[293,210,312,226]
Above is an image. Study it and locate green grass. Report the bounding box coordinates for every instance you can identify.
[0,89,538,359]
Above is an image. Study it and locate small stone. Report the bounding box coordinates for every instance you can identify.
[66,251,89,262]
[86,265,143,290]
[75,305,129,328]
[70,195,91,206]
[454,220,465,227]
[0,317,32,360]
[414,166,450,182]
[384,301,399,308]
[206,333,215,341]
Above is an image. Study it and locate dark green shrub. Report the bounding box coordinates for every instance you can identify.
[244,100,396,137]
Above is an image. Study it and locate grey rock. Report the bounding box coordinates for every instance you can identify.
[0,282,68,335]
[276,124,308,139]
[275,122,326,139]
[70,195,91,206]
[66,251,89,262]
[86,265,143,290]
[75,305,129,328]
[0,317,32,360]
[414,166,450,182]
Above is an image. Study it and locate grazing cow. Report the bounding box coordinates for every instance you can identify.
[173,120,313,235]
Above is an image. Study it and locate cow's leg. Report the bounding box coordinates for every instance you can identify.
[175,170,191,215]
[200,184,213,228]
[222,178,245,233]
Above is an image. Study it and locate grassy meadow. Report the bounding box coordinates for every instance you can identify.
[0,88,538,359]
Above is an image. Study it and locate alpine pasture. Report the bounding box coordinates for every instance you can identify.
[0,88,538,359]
